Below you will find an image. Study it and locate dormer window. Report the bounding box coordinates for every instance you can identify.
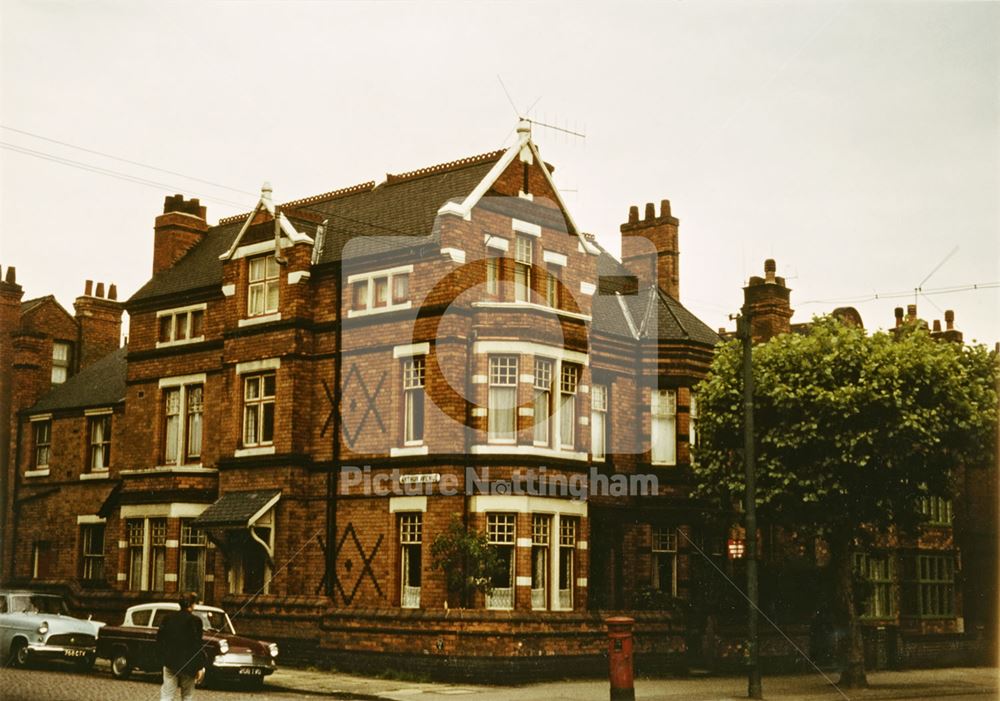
[248,255,280,317]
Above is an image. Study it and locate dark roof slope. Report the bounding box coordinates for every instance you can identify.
[130,153,503,304]
[191,489,281,528]
[29,346,127,413]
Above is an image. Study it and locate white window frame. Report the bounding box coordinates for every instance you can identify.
[689,392,699,463]
[347,264,414,317]
[486,513,516,610]
[533,359,553,447]
[514,235,532,303]
[87,414,112,472]
[651,388,677,466]
[81,523,105,581]
[156,303,207,348]
[558,517,577,609]
[531,515,550,610]
[591,384,608,461]
[403,357,426,446]
[559,364,578,450]
[247,255,280,317]
[33,419,51,469]
[488,356,518,444]
[399,513,422,609]
[51,341,71,384]
[126,517,167,592]
[180,520,208,597]
[651,527,678,596]
[163,383,204,466]
[243,373,276,448]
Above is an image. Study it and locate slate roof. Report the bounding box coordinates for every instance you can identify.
[21,296,52,315]
[129,151,506,304]
[591,249,720,346]
[191,489,281,528]
[29,346,128,413]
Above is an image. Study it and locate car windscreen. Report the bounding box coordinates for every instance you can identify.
[195,610,235,635]
[9,595,70,616]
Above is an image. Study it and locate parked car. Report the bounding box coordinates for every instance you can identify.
[0,590,104,670]
[96,602,278,686]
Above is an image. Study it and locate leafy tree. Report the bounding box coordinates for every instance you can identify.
[430,516,508,608]
[693,316,997,687]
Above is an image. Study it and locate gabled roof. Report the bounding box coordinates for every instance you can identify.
[29,346,127,413]
[591,249,720,346]
[129,151,505,304]
[191,489,280,529]
[20,295,75,325]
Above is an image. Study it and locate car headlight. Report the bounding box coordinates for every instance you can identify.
[218,639,229,654]
[268,643,279,658]
[37,622,49,635]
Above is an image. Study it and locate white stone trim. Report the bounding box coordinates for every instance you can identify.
[80,471,110,481]
[471,374,487,384]
[471,407,487,417]
[84,407,114,416]
[468,495,588,517]
[164,573,178,582]
[347,301,412,319]
[389,496,427,513]
[542,250,568,267]
[576,577,588,587]
[121,466,212,475]
[473,340,589,366]
[390,445,429,457]
[234,445,276,458]
[515,576,533,587]
[471,301,591,322]
[580,281,596,296]
[238,312,282,327]
[221,284,236,297]
[158,373,207,389]
[116,572,127,582]
[166,539,179,549]
[235,357,281,374]
[288,270,311,285]
[204,574,215,582]
[228,239,294,261]
[441,247,466,264]
[120,503,207,519]
[518,406,534,417]
[393,342,430,359]
[518,191,534,201]
[76,515,107,524]
[516,538,533,548]
[579,385,589,394]
[28,413,52,422]
[519,373,535,384]
[117,540,127,549]
[512,219,541,237]
[437,201,467,219]
[469,445,588,462]
[577,540,588,551]
[24,469,50,478]
[156,302,207,317]
[578,416,590,426]
[484,234,509,252]
[346,264,414,285]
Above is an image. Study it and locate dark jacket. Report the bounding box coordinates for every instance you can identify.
[156,609,206,675]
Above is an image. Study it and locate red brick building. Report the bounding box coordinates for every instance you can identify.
[3,124,724,677]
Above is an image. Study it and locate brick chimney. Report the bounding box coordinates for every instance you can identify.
[744,259,793,342]
[153,194,208,274]
[620,199,680,299]
[931,309,963,344]
[0,266,25,530]
[74,280,123,370]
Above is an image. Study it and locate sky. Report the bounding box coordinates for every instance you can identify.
[1,1,998,345]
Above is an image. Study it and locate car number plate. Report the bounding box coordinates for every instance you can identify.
[238,667,263,676]
[64,649,87,658]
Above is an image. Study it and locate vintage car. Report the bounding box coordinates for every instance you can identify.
[0,590,104,669]
[96,602,278,686]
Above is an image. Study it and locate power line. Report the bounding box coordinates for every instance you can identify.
[1,124,256,197]
[797,282,1000,307]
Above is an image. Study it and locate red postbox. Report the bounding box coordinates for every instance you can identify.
[606,616,635,701]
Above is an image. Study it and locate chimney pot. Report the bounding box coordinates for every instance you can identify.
[85,280,93,296]
[95,282,105,298]
[644,202,655,220]
[894,307,904,327]
[765,258,776,283]
[933,320,942,332]
[907,304,917,320]
[628,206,639,224]
[660,199,671,218]
[4,266,15,284]
[945,310,954,330]
[108,283,118,301]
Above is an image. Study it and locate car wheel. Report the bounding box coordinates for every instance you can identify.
[9,640,29,668]
[110,649,132,680]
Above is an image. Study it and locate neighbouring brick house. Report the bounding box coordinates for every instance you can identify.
[727,260,998,669]
[3,122,724,678]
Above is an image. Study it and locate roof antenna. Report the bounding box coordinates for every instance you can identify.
[496,75,586,142]
[914,245,959,311]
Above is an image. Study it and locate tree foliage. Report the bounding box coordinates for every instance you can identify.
[692,316,997,686]
[430,516,508,608]
[694,316,997,533]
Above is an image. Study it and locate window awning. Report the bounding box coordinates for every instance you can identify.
[191,489,280,529]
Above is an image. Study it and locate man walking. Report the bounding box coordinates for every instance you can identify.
[157,592,206,700]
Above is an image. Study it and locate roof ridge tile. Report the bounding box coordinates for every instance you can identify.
[385,149,506,185]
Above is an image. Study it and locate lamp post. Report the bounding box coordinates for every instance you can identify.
[739,306,763,699]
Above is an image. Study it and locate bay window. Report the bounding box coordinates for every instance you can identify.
[531,515,550,610]
[243,373,276,447]
[486,514,515,610]
[533,360,553,446]
[488,356,518,443]
[651,389,677,465]
[559,364,578,449]
[558,517,577,609]
[126,518,167,591]
[180,520,208,597]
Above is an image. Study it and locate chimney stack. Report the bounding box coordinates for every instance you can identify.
[894,307,904,328]
[153,194,208,275]
[931,309,963,343]
[743,259,793,342]
[907,304,917,321]
[74,279,123,370]
[620,199,680,299]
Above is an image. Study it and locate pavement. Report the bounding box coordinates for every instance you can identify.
[262,665,1000,701]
